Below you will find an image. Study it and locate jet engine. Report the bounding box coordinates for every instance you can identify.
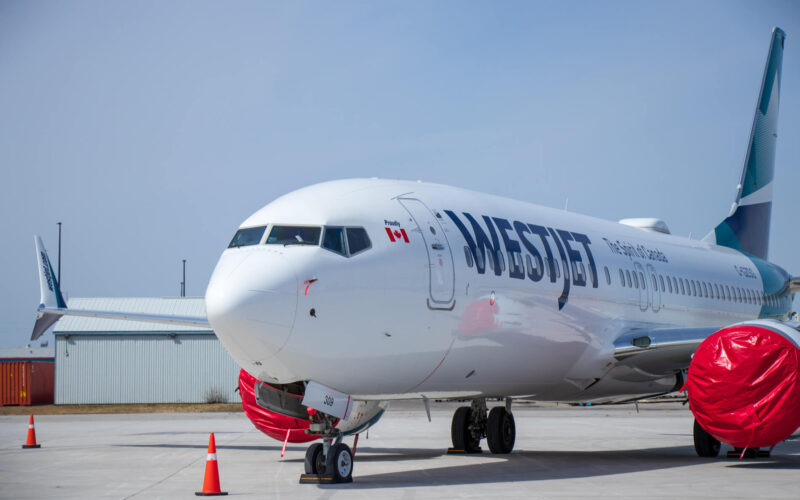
[685,320,800,449]
[238,369,388,443]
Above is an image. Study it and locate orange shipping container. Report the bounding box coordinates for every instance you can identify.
[0,361,54,406]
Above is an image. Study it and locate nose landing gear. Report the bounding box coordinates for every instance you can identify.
[299,412,353,484]
[448,398,516,454]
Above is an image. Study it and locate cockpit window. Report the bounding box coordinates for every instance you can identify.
[346,227,371,255]
[228,226,266,248]
[322,227,346,256]
[266,226,321,245]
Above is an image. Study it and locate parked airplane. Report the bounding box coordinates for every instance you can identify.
[32,28,798,482]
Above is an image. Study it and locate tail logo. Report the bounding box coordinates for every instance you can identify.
[40,251,54,292]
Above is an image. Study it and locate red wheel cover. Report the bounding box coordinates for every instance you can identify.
[687,325,800,448]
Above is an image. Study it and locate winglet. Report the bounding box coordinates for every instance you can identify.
[31,236,67,340]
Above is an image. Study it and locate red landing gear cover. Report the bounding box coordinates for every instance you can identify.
[238,369,318,443]
[686,325,800,448]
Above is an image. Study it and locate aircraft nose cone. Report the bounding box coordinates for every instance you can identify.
[206,250,298,365]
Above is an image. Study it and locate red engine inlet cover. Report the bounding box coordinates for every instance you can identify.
[687,325,800,448]
[238,369,318,443]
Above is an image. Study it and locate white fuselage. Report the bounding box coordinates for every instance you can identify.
[205,179,790,402]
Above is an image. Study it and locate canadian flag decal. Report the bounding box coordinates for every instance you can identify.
[385,226,410,243]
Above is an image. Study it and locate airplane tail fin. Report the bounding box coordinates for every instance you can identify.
[703,27,785,260]
[31,235,67,340]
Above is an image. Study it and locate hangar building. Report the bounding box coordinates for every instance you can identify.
[54,297,240,404]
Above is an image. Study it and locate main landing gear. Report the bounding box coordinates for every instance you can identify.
[449,398,516,454]
[693,419,720,457]
[300,412,353,484]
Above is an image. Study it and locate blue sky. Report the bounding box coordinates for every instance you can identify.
[1,1,798,347]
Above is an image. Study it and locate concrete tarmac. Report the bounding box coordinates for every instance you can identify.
[1,401,798,499]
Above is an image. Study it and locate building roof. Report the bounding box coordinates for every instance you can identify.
[54,297,212,333]
[0,345,55,360]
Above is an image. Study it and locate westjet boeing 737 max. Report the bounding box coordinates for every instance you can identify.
[32,28,798,482]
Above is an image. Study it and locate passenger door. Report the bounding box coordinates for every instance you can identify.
[398,198,455,307]
[647,264,661,313]
[634,262,649,312]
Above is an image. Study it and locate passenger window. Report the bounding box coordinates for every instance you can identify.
[679,279,685,295]
[346,227,371,255]
[639,272,646,289]
[555,259,561,279]
[322,227,346,256]
[725,285,731,301]
[604,266,611,285]
[632,271,639,289]
[497,250,506,272]
[626,270,632,287]
[667,276,673,294]
[267,226,321,245]
[702,282,708,298]
[464,246,474,268]
[228,226,266,248]
[619,269,625,286]
[672,277,679,294]
[690,280,696,296]
[651,274,657,291]
[659,275,665,292]
[713,284,719,299]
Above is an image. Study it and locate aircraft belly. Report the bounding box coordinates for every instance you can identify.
[413,286,607,396]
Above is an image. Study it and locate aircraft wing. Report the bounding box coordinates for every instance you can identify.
[612,327,720,377]
[31,235,209,340]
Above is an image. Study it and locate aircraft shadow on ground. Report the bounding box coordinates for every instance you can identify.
[114,441,800,486]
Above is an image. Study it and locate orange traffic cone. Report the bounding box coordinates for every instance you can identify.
[22,414,40,449]
[195,433,227,496]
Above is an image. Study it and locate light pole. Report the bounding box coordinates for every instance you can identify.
[57,222,62,285]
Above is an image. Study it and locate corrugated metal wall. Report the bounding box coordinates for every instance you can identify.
[55,334,241,404]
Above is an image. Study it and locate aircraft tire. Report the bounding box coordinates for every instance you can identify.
[487,406,515,454]
[326,443,353,482]
[451,406,481,452]
[693,419,720,457]
[304,442,323,474]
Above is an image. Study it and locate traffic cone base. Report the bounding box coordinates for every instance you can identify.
[22,414,40,449]
[195,433,227,496]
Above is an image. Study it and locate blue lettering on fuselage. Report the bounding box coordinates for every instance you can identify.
[444,210,598,310]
